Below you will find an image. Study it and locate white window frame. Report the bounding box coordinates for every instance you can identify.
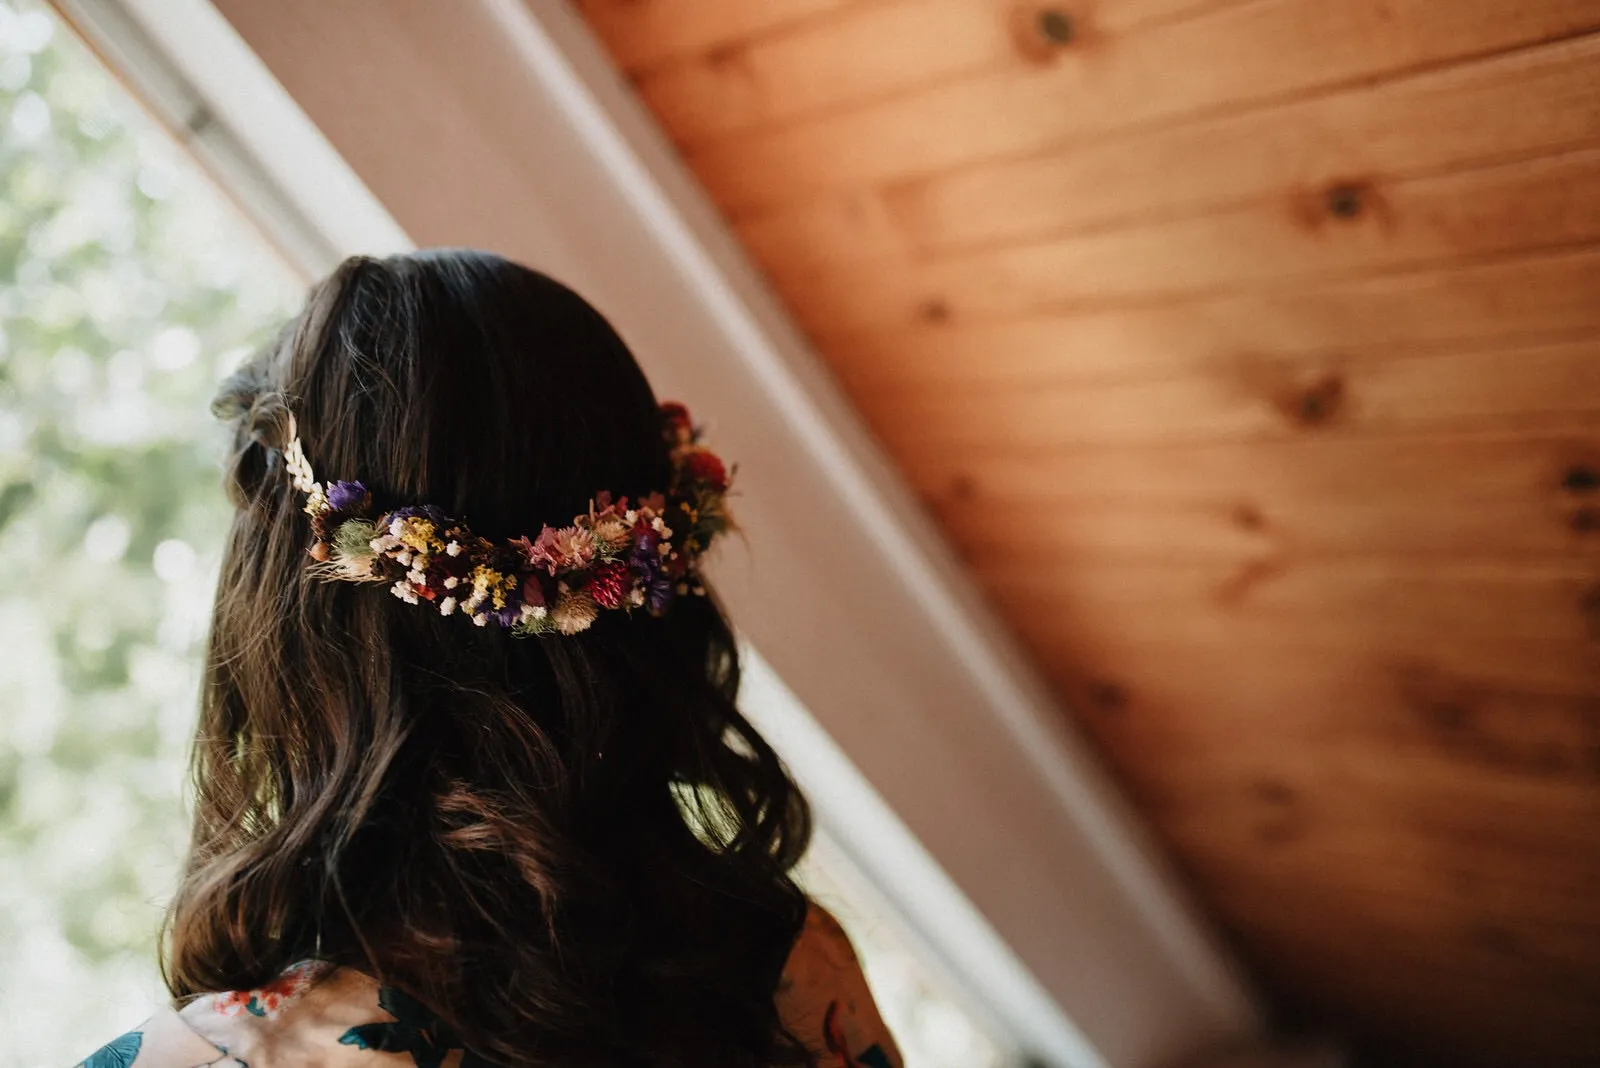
[49,1,1266,1064]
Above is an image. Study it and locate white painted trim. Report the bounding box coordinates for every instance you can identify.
[741,647,1103,1066]
[59,1,1265,1063]
[51,0,410,278]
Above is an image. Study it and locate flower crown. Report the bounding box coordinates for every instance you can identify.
[281,402,733,636]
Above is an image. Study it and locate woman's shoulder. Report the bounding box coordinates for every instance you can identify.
[77,908,898,1068]
[72,962,413,1068]
[71,1008,238,1068]
[778,902,902,1068]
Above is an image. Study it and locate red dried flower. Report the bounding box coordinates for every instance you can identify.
[682,449,728,491]
[585,560,632,610]
[660,402,693,442]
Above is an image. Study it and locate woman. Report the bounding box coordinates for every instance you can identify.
[75,252,898,1068]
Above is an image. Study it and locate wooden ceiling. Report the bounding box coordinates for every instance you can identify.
[574,1,1600,1065]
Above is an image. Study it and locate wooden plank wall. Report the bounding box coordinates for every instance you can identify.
[574,1,1600,1065]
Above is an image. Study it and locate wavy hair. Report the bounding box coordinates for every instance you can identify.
[163,251,813,1067]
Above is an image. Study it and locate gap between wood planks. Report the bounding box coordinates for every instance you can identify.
[806,249,1600,388]
[752,144,1600,332]
[774,232,1600,335]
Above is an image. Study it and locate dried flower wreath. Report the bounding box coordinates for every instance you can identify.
[281,402,732,636]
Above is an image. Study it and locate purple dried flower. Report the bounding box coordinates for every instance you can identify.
[645,575,675,614]
[631,529,660,568]
[327,480,370,513]
[626,532,674,613]
[390,504,450,524]
[488,604,523,628]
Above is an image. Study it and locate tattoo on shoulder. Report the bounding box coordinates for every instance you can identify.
[75,1031,141,1068]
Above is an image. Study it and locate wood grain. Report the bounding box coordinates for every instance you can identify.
[980,556,1600,691]
[626,0,1246,147]
[853,336,1600,448]
[738,34,1600,260]
[906,427,1600,560]
[759,147,1600,330]
[816,248,1600,387]
[683,0,1600,212]
[1033,639,1600,1066]
[576,0,1600,1061]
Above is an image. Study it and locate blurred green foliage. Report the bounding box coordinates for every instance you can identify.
[0,0,299,1060]
[0,6,1005,1066]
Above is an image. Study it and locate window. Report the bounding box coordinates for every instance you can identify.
[0,2,299,1061]
[0,3,1007,1064]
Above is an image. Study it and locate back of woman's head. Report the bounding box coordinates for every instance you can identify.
[166,251,812,1067]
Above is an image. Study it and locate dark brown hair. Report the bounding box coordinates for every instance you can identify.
[165,251,813,1066]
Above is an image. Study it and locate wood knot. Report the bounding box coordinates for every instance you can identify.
[1324,181,1368,219]
[1562,464,1599,494]
[1232,502,1266,531]
[1086,679,1129,714]
[1013,5,1086,62]
[1251,777,1297,806]
[1291,179,1388,235]
[1581,585,1600,641]
[1036,7,1076,44]
[1423,698,1473,733]
[1285,374,1345,427]
[704,41,749,72]
[1250,778,1305,847]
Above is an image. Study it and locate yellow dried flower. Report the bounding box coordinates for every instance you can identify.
[398,519,438,554]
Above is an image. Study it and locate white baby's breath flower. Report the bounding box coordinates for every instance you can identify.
[446,541,462,557]
[439,597,457,616]
[443,576,458,589]
[472,613,488,627]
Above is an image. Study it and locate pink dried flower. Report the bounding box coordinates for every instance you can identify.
[529,525,595,575]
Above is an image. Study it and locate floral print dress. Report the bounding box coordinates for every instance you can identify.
[72,906,901,1068]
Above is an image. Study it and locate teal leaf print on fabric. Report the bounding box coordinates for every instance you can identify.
[856,1046,894,1068]
[75,1030,142,1068]
[338,986,492,1068]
